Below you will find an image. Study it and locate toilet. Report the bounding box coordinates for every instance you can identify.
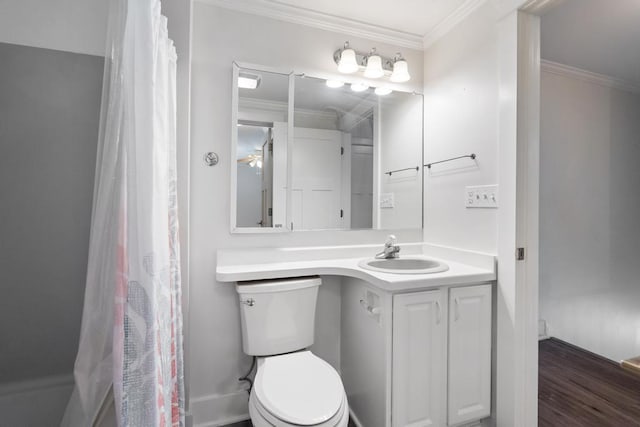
[236,277,349,426]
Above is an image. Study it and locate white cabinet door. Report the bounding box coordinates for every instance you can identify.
[393,290,446,427]
[448,284,492,425]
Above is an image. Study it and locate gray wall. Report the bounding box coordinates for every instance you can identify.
[0,42,103,383]
[539,68,640,362]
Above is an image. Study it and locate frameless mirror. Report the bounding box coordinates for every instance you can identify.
[291,75,423,231]
[232,65,289,232]
[231,64,423,233]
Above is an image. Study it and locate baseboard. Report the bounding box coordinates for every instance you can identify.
[538,319,548,340]
[190,389,250,426]
[0,374,74,426]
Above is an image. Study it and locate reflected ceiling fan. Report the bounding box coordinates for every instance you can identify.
[237,149,263,168]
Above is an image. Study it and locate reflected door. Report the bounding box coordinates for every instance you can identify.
[291,127,344,230]
[351,144,373,228]
[261,133,273,227]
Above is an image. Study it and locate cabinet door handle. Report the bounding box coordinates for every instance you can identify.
[435,300,441,325]
[454,297,461,321]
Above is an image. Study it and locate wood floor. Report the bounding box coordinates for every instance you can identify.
[539,338,640,426]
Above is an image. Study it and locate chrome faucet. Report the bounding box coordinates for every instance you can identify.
[376,235,401,259]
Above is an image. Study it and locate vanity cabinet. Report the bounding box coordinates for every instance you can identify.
[448,285,492,425]
[391,284,492,427]
[392,290,447,427]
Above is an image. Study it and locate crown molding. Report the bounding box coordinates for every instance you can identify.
[197,0,424,50]
[541,60,640,95]
[423,0,488,49]
[239,97,339,122]
[519,0,566,15]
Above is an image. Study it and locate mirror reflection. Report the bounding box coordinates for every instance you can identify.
[232,65,423,232]
[291,75,375,230]
[235,68,288,229]
[291,75,423,231]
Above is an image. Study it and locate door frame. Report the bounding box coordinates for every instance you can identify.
[498,1,564,425]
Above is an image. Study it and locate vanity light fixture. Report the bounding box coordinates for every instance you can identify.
[375,87,392,96]
[336,42,359,74]
[390,54,411,83]
[238,72,261,89]
[364,48,384,79]
[350,83,369,92]
[334,42,410,83]
[326,79,345,88]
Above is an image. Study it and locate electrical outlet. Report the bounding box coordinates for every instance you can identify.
[465,185,498,208]
[380,193,395,208]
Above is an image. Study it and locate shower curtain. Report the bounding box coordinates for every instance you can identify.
[62,0,184,425]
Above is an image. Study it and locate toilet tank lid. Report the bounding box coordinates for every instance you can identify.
[236,276,321,294]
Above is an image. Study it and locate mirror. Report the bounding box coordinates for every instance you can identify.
[232,65,289,232]
[231,64,423,233]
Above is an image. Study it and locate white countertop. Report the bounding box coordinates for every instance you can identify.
[216,243,496,292]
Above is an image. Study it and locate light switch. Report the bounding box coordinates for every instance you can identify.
[380,193,395,208]
[465,185,498,208]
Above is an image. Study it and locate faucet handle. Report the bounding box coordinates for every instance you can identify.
[385,234,397,247]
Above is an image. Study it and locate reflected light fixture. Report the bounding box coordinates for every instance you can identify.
[364,48,384,79]
[375,87,392,96]
[351,83,369,92]
[238,72,261,89]
[390,54,411,83]
[326,79,345,88]
[337,42,359,74]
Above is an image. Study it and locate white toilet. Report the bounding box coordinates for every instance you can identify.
[236,276,349,426]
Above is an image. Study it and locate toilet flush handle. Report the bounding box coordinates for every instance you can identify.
[241,298,255,307]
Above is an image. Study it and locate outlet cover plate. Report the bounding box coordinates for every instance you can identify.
[465,185,498,208]
[380,193,395,208]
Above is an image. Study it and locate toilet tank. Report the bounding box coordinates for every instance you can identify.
[235,276,321,356]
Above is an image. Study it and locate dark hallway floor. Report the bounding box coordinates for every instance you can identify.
[539,338,640,426]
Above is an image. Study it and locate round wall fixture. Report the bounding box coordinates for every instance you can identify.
[204,152,219,166]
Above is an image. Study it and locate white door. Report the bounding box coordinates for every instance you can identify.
[351,144,373,229]
[292,127,344,230]
[448,284,492,425]
[392,290,446,427]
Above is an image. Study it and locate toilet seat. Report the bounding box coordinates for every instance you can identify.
[251,351,348,426]
[250,390,349,427]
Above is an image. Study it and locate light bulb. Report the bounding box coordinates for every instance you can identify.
[375,87,392,96]
[390,58,410,83]
[326,79,345,88]
[351,83,369,92]
[364,52,384,79]
[238,73,261,89]
[338,48,359,74]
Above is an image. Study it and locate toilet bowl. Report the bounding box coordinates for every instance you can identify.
[236,277,349,426]
[248,351,349,427]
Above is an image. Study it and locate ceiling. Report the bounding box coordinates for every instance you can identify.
[541,0,640,87]
[267,0,468,37]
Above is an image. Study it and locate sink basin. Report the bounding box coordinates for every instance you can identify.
[358,256,449,274]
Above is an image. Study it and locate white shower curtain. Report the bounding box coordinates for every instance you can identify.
[62,0,184,425]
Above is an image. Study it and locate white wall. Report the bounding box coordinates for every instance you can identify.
[539,69,640,362]
[379,94,423,229]
[0,0,107,55]
[423,2,500,253]
[189,3,423,424]
[422,3,533,426]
